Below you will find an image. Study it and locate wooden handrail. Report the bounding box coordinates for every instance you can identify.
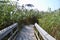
[34,23,56,40]
[0,23,18,40]
[8,29,18,40]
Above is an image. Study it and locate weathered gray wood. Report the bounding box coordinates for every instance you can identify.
[16,25,37,40]
[34,23,56,40]
[34,30,40,40]
[0,23,18,40]
[8,29,18,40]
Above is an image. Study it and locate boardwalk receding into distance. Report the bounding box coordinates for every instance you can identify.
[16,25,37,40]
[0,23,56,40]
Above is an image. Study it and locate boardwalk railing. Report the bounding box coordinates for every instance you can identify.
[34,23,56,40]
[0,23,18,40]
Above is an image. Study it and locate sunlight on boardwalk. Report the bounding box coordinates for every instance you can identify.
[16,25,37,40]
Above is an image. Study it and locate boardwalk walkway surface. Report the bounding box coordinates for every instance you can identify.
[15,25,37,40]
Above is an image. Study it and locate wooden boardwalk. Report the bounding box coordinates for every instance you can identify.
[0,23,56,40]
[15,25,37,40]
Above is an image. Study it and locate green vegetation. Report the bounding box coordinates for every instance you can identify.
[38,10,60,40]
[0,1,16,29]
[0,1,60,40]
[15,9,60,40]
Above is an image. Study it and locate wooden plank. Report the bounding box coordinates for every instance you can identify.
[8,29,18,40]
[34,30,40,40]
[16,25,37,40]
[34,23,56,40]
[0,23,18,40]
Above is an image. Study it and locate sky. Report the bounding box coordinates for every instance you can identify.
[11,0,60,11]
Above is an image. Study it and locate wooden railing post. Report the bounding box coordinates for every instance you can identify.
[34,23,56,40]
[0,23,18,40]
[10,30,13,35]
